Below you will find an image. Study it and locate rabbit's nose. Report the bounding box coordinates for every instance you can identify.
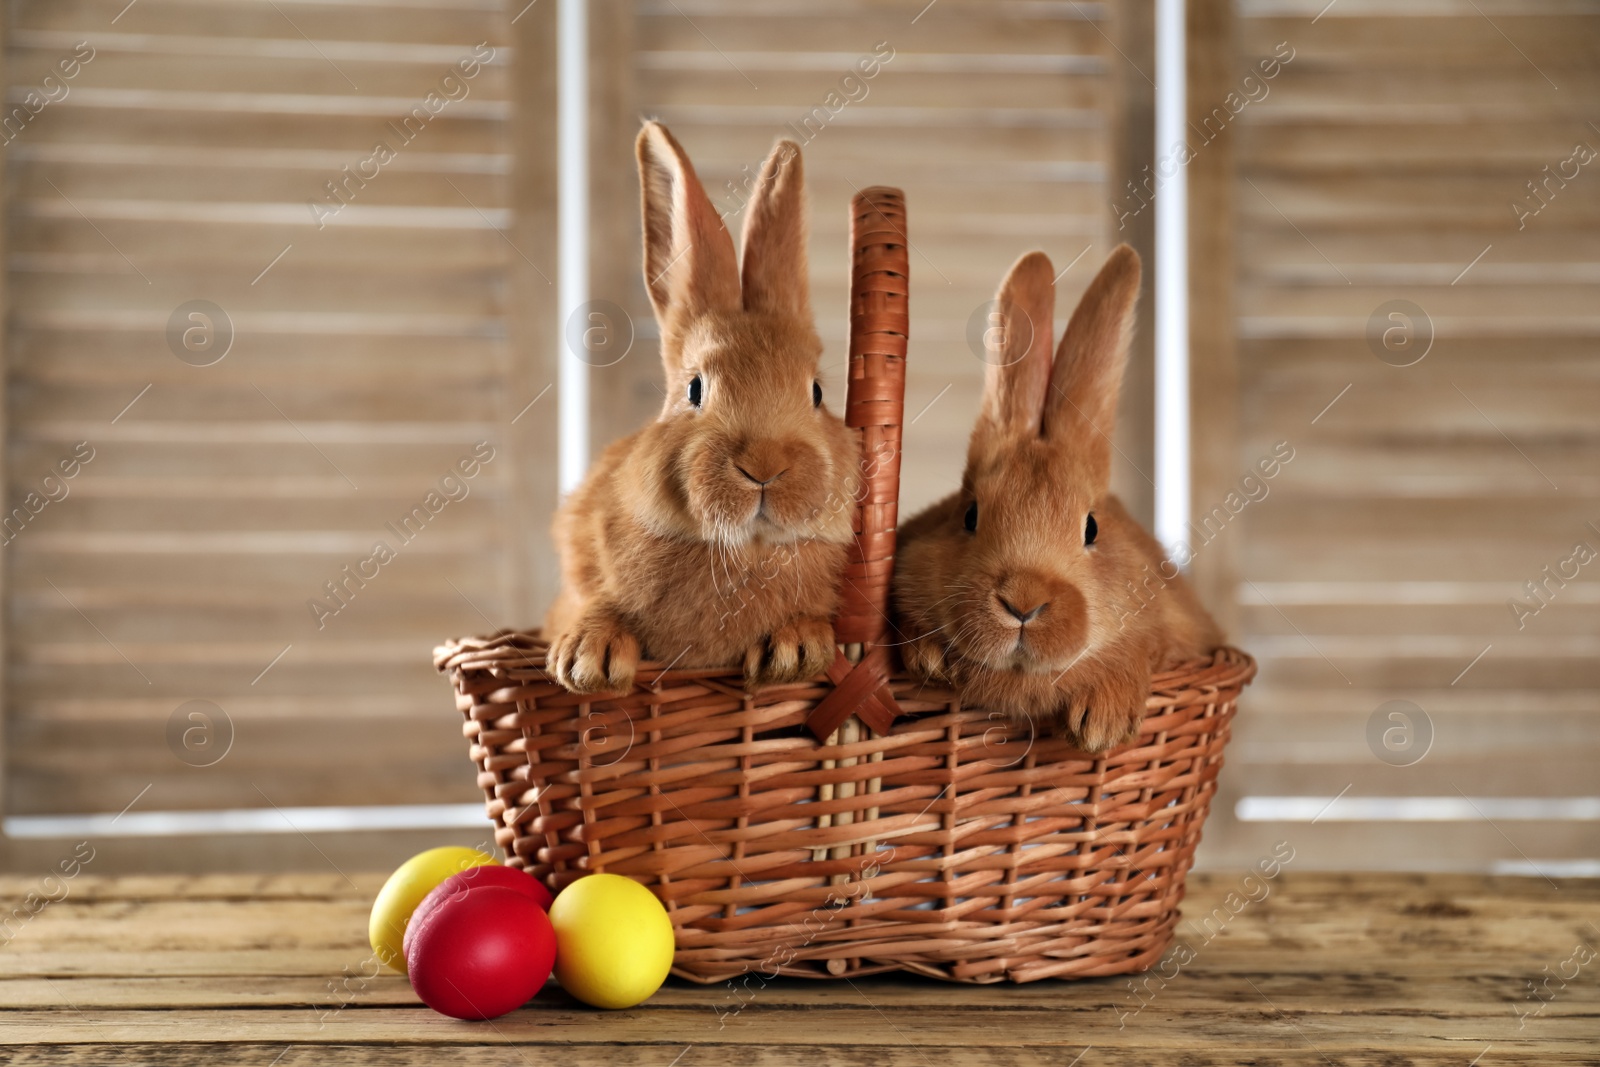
[998,595,1047,624]
[737,464,787,487]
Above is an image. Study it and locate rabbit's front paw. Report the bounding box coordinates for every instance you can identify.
[744,615,835,687]
[548,606,640,694]
[902,630,951,683]
[1061,666,1151,754]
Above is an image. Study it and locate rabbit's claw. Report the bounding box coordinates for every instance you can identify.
[1062,668,1150,755]
[903,630,951,683]
[548,605,640,694]
[745,615,835,687]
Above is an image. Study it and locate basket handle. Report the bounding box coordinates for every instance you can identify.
[806,187,909,740]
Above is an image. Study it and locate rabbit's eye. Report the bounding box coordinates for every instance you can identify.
[1085,512,1098,545]
[964,502,978,533]
[687,375,703,408]
[812,380,823,408]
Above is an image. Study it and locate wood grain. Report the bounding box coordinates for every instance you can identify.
[1186,0,1241,635]
[1212,0,1600,870]
[2,1,523,819]
[1106,0,1157,527]
[0,872,1593,1063]
[0,0,12,825]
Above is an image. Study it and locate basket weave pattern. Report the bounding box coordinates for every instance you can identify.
[436,186,1254,983]
[437,636,1254,982]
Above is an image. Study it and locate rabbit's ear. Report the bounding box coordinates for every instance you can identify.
[974,251,1056,446]
[739,139,809,319]
[1041,244,1141,487]
[636,122,741,344]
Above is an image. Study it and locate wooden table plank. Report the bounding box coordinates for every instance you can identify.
[6,1046,1582,1067]
[8,873,1597,973]
[0,872,1594,1062]
[0,970,1588,1014]
[4,1004,1597,1048]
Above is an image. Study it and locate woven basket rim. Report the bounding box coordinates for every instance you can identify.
[434,630,1256,706]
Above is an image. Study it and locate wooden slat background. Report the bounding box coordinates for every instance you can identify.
[2,0,540,830]
[6,0,1593,875]
[608,0,1124,519]
[1204,0,1600,870]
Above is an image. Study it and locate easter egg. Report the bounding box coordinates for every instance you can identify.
[369,846,497,973]
[407,885,557,1020]
[403,864,554,963]
[549,873,675,1009]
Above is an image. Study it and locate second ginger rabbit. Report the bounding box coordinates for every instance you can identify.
[893,246,1221,752]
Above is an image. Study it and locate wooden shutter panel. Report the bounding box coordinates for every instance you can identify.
[3,1,554,848]
[1213,1,1600,869]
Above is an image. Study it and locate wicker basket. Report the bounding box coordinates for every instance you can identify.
[435,188,1255,984]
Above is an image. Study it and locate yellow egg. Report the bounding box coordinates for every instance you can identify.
[549,873,675,1009]
[369,846,497,973]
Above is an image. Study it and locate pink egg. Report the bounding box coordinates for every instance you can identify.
[406,885,557,1020]
[404,865,553,963]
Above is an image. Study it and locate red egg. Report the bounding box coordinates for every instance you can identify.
[406,885,557,1020]
[404,864,553,962]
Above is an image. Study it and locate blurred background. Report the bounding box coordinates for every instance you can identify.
[0,0,1595,876]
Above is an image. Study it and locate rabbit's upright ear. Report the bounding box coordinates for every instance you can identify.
[637,122,741,348]
[973,251,1056,451]
[739,139,809,319]
[1041,244,1141,488]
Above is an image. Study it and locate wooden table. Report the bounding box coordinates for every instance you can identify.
[2,872,1596,1064]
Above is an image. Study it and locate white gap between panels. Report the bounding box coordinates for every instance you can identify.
[557,0,590,495]
[1237,796,1600,822]
[4,804,491,839]
[1153,0,1191,562]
